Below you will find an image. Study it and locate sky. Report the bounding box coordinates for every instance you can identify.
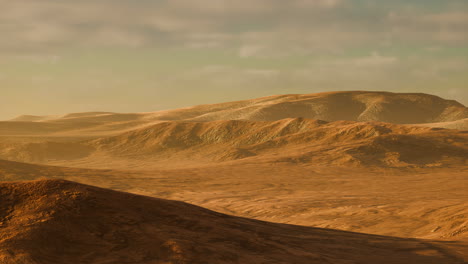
[1,0,467,120]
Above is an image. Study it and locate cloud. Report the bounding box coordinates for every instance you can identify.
[422,12,468,25]
[293,0,343,9]
[238,45,265,58]
[244,69,279,78]
[0,0,467,53]
[353,52,398,67]
[165,0,344,15]
[387,10,468,44]
[1,0,467,110]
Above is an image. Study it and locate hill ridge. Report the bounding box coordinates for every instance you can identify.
[0,179,465,264]
[1,118,465,169]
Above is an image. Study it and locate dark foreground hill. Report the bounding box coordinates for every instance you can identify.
[0,180,466,264]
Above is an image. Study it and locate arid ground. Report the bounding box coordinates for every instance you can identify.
[0,91,467,263]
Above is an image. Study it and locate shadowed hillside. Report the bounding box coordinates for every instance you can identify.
[0,179,466,264]
[0,160,467,241]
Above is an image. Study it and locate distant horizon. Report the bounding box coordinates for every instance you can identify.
[3,89,466,121]
[1,1,467,120]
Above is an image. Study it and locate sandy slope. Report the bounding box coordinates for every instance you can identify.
[2,91,466,138]
[1,119,466,169]
[0,113,150,137]
[1,91,467,263]
[86,118,467,168]
[1,160,466,241]
[0,179,466,264]
[416,118,468,130]
[149,91,468,123]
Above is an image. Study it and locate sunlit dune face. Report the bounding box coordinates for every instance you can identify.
[0,2,468,263]
[0,91,466,169]
[1,0,467,119]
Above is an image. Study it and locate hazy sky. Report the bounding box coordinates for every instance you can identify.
[1,0,467,120]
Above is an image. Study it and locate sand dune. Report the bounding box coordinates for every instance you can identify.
[1,91,467,263]
[0,179,466,264]
[89,118,467,167]
[1,160,466,241]
[149,91,468,123]
[2,91,466,138]
[0,139,96,164]
[2,112,151,137]
[11,112,125,122]
[9,115,60,122]
[1,118,466,168]
[416,118,468,130]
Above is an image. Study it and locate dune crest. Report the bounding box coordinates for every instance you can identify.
[415,118,468,130]
[1,91,467,262]
[150,91,468,124]
[2,91,466,138]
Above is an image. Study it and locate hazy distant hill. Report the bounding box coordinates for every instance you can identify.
[415,118,468,130]
[3,91,466,138]
[149,91,468,124]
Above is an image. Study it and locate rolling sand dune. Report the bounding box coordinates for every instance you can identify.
[0,160,466,241]
[0,141,95,164]
[416,118,468,130]
[149,91,468,123]
[1,118,466,168]
[0,179,466,264]
[88,118,467,168]
[2,91,466,138]
[9,115,60,122]
[2,112,152,137]
[1,91,467,263]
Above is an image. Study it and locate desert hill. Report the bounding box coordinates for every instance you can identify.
[2,91,466,138]
[416,118,468,130]
[1,118,466,169]
[9,115,59,122]
[149,91,467,124]
[87,118,467,168]
[0,159,61,178]
[0,179,466,264]
[0,91,466,263]
[0,159,97,182]
[0,159,467,241]
[1,112,150,137]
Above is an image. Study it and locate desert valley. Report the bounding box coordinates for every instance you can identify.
[0,91,467,263]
